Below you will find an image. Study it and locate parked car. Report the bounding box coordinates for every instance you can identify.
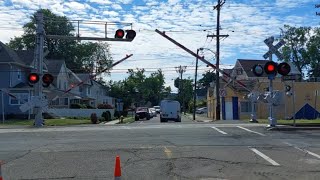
[196,107,208,114]
[135,107,151,121]
[153,106,161,113]
[160,100,181,122]
[149,108,157,117]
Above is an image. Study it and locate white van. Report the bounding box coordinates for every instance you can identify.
[160,100,181,122]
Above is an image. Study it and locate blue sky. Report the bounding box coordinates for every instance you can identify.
[0,0,319,92]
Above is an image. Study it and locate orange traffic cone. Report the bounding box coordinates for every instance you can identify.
[114,155,121,180]
[0,161,3,180]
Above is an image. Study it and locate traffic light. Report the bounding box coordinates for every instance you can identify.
[115,29,125,38]
[125,30,136,40]
[28,73,40,87]
[114,29,136,41]
[264,61,278,75]
[252,64,264,77]
[27,73,54,87]
[42,74,54,87]
[277,62,291,76]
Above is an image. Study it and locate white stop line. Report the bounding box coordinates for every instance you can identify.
[249,148,280,166]
[211,127,228,135]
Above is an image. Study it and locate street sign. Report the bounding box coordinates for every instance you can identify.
[219,89,226,97]
[263,37,286,60]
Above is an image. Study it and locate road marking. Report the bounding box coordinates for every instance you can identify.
[284,142,320,159]
[164,146,172,158]
[249,148,280,166]
[237,126,265,136]
[211,127,227,135]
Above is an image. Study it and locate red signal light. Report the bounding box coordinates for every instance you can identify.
[267,64,275,71]
[126,30,136,40]
[277,62,291,76]
[42,74,54,87]
[264,61,278,75]
[28,73,39,84]
[115,29,125,38]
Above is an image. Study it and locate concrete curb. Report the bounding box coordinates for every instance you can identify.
[267,126,320,131]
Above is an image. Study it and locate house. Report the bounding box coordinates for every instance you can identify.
[0,42,36,118]
[207,59,320,120]
[0,41,116,119]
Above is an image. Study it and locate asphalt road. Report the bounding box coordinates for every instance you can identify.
[1,120,320,180]
[131,113,193,124]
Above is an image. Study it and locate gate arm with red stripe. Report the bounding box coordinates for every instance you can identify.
[155,29,251,92]
[64,54,133,94]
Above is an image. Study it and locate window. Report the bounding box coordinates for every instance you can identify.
[64,98,68,105]
[64,82,67,90]
[79,86,83,92]
[9,93,29,105]
[58,80,61,89]
[17,69,21,80]
[87,87,91,95]
[50,98,59,106]
[240,101,257,113]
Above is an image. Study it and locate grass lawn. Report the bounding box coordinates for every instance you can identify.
[249,119,320,125]
[1,118,91,126]
[120,117,135,124]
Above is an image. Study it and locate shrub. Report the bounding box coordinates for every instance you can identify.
[86,105,95,109]
[90,113,98,124]
[102,111,112,122]
[70,104,83,109]
[97,104,114,109]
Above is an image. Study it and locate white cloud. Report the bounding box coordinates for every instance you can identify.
[0,0,318,90]
[89,0,112,4]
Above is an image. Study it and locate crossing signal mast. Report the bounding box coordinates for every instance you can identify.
[28,10,136,127]
[251,36,290,127]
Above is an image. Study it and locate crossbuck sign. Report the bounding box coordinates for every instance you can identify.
[263,36,286,60]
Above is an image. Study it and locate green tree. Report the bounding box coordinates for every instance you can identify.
[174,77,193,112]
[280,25,312,77]
[306,27,320,78]
[198,71,215,88]
[108,69,171,108]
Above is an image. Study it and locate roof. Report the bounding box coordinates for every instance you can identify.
[237,59,270,77]
[75,73,93,85]
[45,59,65,76]
[15,50,34,66]
[0,41,25,65]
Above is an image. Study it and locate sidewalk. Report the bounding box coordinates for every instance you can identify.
[104,119,120,125]
[184,113,213,122]
[267,125,320,131]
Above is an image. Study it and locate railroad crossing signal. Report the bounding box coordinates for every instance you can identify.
[28,73,54,87]
[263,37,286,60]
[252,61,291,78]
[114,29,136,41]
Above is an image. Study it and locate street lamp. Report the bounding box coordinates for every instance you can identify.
[199,48,220,121]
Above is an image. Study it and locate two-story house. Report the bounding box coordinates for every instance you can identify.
[207,59,319,121]
[0,42,36,118]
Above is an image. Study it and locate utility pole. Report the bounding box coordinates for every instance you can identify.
[34,11,45,127]
[193,49,200,120]
[207,0,228,120]
[176,66,187,114]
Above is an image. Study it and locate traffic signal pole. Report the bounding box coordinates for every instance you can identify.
[268,51,276,127]
[34,11,45,127]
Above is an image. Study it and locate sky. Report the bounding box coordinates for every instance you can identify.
[0,0,319,92]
